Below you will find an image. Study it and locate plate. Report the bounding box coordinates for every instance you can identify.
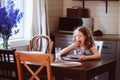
[66,55,79,59]
[61,57,79,61]
[51,60,82,67]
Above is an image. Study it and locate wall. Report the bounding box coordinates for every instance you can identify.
[12,46,28,51]
[48,0,120,35]
[63,0,119,34]
[10,40,29,51]
[48,0,63,32]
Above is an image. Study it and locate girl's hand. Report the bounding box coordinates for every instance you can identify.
[78,54,88,61]
[79,54,85,58]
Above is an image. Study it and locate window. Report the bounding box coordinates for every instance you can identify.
[0,0,33,48]
[7,0,24,40]
[0,0,48,48]
[10,0,33,47]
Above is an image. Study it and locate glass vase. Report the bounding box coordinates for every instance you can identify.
[2,39,9,49]
[1,35,10,49]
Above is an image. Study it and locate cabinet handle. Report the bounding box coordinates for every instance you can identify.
[103,46,108,48]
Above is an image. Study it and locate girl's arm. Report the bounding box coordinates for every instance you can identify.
[79,46,101,61]
[60,42,79,57]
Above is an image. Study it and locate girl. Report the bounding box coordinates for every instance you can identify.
[60,26,101,61]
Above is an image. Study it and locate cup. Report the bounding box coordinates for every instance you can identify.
[55,47,61,60]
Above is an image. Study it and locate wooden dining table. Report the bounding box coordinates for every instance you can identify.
[51,56,116,80]
[23,55,116,80]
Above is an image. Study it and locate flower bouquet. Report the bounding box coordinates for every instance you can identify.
[0,0,23,49]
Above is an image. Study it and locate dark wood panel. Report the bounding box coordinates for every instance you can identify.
[0,49,18,80]
[67,8,90,18]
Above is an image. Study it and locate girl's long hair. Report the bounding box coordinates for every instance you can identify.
[73,26,95,49]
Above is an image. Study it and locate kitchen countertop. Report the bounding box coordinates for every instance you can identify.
[94,34,120,41]
[51,32,120,41]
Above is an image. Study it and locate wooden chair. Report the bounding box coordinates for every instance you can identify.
[29,35,54,53]
[94,41,104,80]
[15,51,54,80]
[94,41,103,53]
[0,49,18,80]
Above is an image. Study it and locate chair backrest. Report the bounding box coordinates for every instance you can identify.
[94,41,103,53]
[29,35,54,53]
[15,51,54,80]
[94,41,103,80]
[0,49,18,80]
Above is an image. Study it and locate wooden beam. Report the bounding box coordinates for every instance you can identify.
[82,0,85,9]
[105,0,108,13]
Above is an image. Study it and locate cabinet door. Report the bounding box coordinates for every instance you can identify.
[98,40,117,80]
[116,41,120,80]
[55,36,72,48]
[101,40,116,58]
[117,41,120,63]
[55,36,75,55]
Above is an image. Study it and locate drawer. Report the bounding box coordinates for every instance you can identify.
[102,41,116,55]
[102,53,116,59]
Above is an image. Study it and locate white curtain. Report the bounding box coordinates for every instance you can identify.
[32,0,49,36]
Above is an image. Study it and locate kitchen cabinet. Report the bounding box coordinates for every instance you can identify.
[97,40,117,80]
[54,35,117,58]
[100,41,120,80]
[55,36,74,54]
[55,36,72,48]
[101,40,117,58]
[116,41,120,80]
[53,33,117,58]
